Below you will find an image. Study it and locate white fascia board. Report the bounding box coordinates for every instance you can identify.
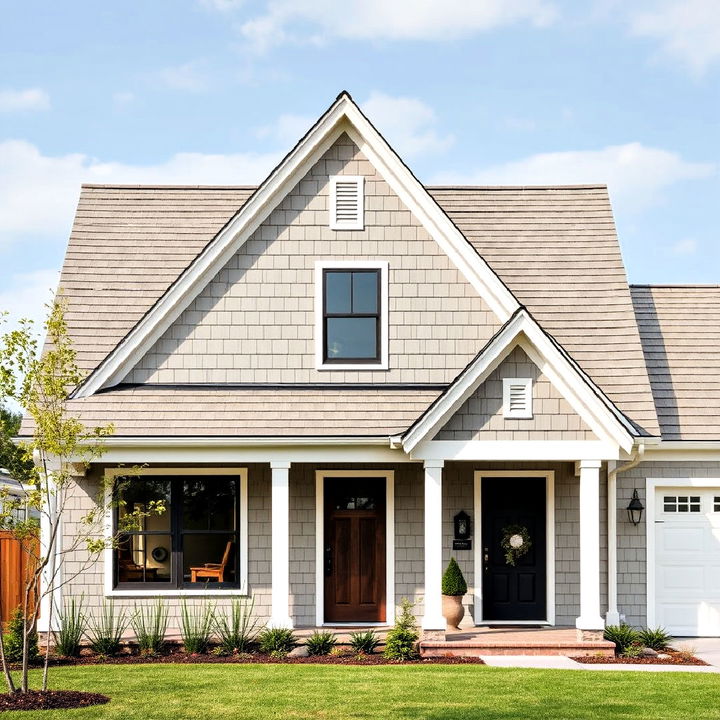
[402,309,635,454]
[643,442,720,462]
[75,93,520,399]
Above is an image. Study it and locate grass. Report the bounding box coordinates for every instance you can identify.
[1,663,719,720]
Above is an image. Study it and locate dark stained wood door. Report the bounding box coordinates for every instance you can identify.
[482,477,547,621]
[324,478,386,623]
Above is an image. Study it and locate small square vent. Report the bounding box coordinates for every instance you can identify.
[503,377,533,419]
[329,175,364,230]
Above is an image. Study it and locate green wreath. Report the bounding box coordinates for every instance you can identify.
[500,524,532,566]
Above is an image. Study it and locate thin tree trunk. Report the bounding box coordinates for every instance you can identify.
[41,584,53,691]
[20,589,30,693]
[0,623,16,694]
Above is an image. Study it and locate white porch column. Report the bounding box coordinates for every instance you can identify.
[270,460,293,629]
[576,459,605,640]
[422,460,446,638]
[606,460,621,625]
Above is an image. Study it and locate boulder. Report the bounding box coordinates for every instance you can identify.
[641,647,659,657]
[288,646,309,658]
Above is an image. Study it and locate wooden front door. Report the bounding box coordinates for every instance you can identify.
[481,477,547,621]
[324,478,386,623]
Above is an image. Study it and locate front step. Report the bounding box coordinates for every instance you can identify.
[420,639,615,658]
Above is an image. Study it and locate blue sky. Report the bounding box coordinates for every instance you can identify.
[0,0,718,328]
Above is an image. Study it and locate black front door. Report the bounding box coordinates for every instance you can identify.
[482,477,547,621]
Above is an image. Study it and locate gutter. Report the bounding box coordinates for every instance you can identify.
[606,441,646,625]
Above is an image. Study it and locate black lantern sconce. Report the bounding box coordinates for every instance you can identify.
[627,489,644,526]
[453,510,472,550]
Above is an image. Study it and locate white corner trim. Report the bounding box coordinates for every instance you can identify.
[402,309,635,454]
[329,175,364,230]
[315,469,395,627]
[473,470,555,626]
[75,92,520,398]
[314,260,389,370]
[103,467,249,597]
[644,476,720,629]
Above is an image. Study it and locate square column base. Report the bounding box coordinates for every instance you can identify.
[577,628,604,642]
[268,617,294,630]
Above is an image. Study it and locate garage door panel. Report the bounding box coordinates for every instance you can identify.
[660,526,704,552]
[659,565,704,592]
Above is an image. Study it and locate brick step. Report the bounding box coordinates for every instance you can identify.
[420,640,615,658]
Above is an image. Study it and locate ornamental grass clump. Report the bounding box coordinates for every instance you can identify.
[603,624,641,654]
[637,627,673,651]
[214,598,259,655]
[383,598,419,661]
[131,599,169,655]
[87,601,129,656]
[257,627,297,656]
[180,600,215,654]
[305,631,337,656]
[441,558,467,596]
[349,630,380,655]
[53,597,88,658]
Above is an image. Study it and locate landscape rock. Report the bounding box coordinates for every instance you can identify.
[641,648,658,657]
[288,646,309,658]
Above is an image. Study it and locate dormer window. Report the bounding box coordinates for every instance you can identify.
[503,377,533,419]
[315,260,389,370]
[329,176,364,230]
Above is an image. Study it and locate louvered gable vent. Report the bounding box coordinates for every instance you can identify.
[502,377,533,419]
[329,175,364,230]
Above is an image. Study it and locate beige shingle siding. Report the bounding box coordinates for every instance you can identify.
[126,135,497,386]
[631,285,720,440]
[20,386,442,437]
[435,346,597,441]
[429,186,659,436]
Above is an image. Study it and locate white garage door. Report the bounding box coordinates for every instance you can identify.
[655,488,720,636]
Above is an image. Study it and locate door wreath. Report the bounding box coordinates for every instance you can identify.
[500,524,532,566]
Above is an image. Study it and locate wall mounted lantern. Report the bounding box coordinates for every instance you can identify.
[627,489,644,526]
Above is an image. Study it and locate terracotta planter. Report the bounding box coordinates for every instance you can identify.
[442,594,465,629]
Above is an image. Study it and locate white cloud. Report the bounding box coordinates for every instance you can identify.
[255,113,313,146]
[0,269,59,334]
[0,88,50,113]
[360,93,454,157]
[0,139,281,245]
[198,0,244,10]
[628,0,720,75]
[668,238,698,256]
[236,0,557,52]
[155,61,209,92]
[433,142,715,211]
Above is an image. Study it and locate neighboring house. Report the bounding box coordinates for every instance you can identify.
[21,93,720,640]
[0,468,38,525]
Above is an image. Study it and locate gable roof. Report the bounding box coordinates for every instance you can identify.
[72,92,519,399]
[631,284,720,441]
[402,308,636,453]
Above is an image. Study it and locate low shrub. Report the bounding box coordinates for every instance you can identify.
[2,607,39,664]
[621,643,644,659]
[180,600,215,654]
[54,596,88,658]
[87,601,129,656]
[214,598,259,655]
[604,624,640,654]
[257,627,297,655]
[637,627,673,651]
[441,558,467,596]
[305,631,337,656]
[131,599,169,655]
[349,630,380,655]
[383,598,419,661]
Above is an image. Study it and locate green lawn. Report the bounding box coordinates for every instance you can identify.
[2,664,719,720]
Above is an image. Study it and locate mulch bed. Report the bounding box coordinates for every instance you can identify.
[0,690,110,712]
[572,649,707,666]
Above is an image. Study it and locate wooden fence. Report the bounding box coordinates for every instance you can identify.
[0,531,39,625]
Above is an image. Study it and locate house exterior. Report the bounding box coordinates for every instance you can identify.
[22,92,720,640]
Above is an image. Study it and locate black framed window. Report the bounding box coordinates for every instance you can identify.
[114,475,240,589]
[323,269,381,363]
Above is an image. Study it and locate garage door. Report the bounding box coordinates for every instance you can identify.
[655,488,720,636]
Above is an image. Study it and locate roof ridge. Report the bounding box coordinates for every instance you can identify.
[631,283,720,289]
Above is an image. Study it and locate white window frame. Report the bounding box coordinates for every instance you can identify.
[103,467,249,597]
[329,175,364,230]
[314,260,389,371]
[315,469,395,626]
[503,377,533,419]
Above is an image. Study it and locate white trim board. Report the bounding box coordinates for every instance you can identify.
[74,92,519,398]
[315,469,395,627]
[103,467,249,597]
[403,309,635,454]
[314,260,389,371]
[473,470,556,626]
[645,476,720,630]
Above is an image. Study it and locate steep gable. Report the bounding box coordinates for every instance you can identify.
[125,134,499,385]
[434,346,597,441]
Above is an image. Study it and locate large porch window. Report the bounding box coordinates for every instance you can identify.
[114,475,241,589]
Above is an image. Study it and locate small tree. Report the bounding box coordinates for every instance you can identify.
[441,557,467,596]
[0,298,164,694]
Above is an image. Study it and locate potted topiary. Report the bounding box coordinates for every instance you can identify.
[441,557,467,629]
